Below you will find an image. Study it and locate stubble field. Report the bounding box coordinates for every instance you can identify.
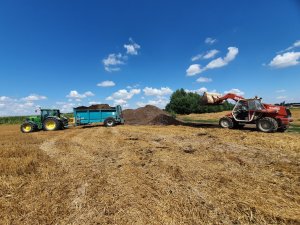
[0,111,299,224]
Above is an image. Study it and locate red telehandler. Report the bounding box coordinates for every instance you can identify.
[203,92,293,133]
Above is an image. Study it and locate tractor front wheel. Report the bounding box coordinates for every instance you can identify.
[219,117,234,129]
[21,122,34,133]
[43,118,60,131]
[256,117,278,133]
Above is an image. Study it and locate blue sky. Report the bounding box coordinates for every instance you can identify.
[0,0,300,115]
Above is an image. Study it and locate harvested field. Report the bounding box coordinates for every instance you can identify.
[0,124,299,224]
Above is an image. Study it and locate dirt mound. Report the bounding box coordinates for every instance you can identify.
[123,105,180,125]
[149,114,181,125]
[75,104,112,110]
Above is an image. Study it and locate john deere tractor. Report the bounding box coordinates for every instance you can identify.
[20,109,68,133]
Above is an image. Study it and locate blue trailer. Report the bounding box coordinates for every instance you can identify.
[73,105,124,127]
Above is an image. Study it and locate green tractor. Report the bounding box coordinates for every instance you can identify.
[20,109,68,133]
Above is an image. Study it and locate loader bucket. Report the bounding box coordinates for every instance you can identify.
[203,92,222,104]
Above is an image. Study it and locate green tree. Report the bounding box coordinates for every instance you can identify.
[165,88,234,114]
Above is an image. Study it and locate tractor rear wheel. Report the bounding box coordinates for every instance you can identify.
[219,117,234,129]
[43,118,60,131]
[20,122,34,133]
[104,117,116,127]
[256,117,278,133]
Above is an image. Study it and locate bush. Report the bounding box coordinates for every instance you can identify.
[165,88,234,114]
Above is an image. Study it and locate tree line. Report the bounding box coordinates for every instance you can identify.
[165,88,234,114]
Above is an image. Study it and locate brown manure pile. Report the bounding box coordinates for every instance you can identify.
[123,105,180,125]
[75,104,112,110]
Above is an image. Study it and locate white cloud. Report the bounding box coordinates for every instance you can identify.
[135,87,173,109]
[136,101,146,107]
[88,101,102,105]
[136,97,169,109]
[224,88,245,96]
[205,37,217,45]
[102,38,140,72]
[57,102,77,113]
[0,96,13,101]
[206,47,239,69]
[66,90,95,99]
[269,51,300,68]
[106,89,141,107]
[124,38,141,55]
[143,87,173,96]
[280,40,300,52]
[114,99,128,106]
[276,96,287,100]
[186,47,238,75]
[203,49,219,59]
[0,95,41,116]
[185,87,208,94]
[186,64,204,76]
[196,77,212,83]
[191,50,219,61]
[276,89,286,93]
[102,53,125,72]
[21,94,47,101]
[191,54,203,62]
[97,80,116,87]
[126,84,140,89]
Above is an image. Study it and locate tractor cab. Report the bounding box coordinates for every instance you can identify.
[41,109,60,120]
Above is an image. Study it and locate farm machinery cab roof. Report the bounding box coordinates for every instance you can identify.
[203,92,293,133]
[20,108,68,133]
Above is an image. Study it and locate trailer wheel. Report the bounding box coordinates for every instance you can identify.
[256,117,278,133]
[104,118,116,127]
[219,117,234,129]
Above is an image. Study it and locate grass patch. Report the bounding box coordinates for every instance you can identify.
[0,116,29,125]
[288,124,300,133]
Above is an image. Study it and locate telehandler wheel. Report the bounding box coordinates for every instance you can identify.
[219,117,234,129]
[43,118,60,131]
[20,122,34,133]
[256,117,278,133]
[104,117,116,127]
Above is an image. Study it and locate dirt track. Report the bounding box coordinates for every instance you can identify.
[0,124,299,224]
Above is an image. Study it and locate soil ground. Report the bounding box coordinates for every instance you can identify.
[0,119,299,224]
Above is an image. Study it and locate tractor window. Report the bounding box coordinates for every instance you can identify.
[41,110,50,119]
[52,111,59,117]
[234,101,248,111]
[248,100,264,110]
[248,100,256,110]
[233,100,249,121]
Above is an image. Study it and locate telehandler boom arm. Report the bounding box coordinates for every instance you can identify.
[215,93,244,103]
[203,92,244,104]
